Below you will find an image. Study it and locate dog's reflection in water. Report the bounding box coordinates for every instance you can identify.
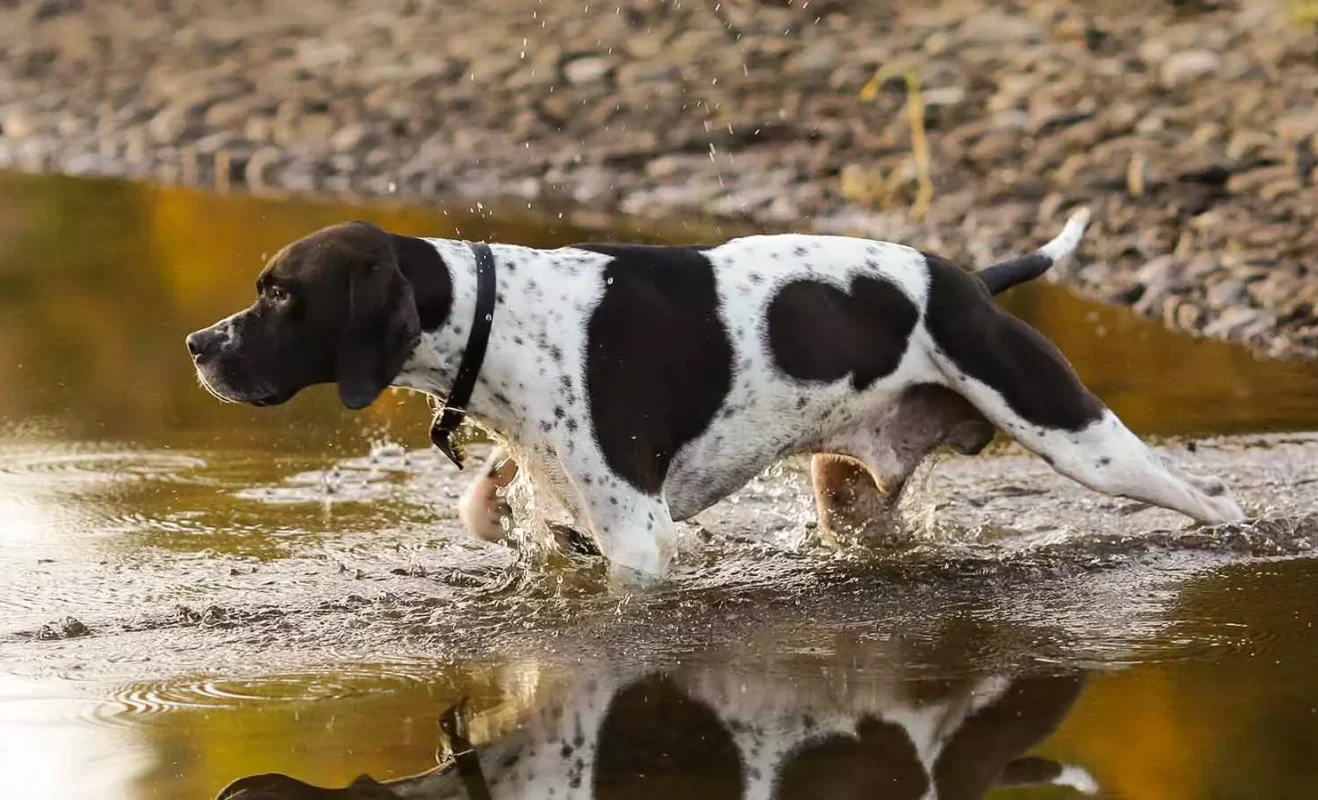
[217,663,1098,800]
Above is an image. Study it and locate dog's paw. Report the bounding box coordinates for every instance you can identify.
[548,523,603,557]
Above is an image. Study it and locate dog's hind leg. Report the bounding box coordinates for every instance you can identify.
[922,262,1243,524]
[812,384,996,545]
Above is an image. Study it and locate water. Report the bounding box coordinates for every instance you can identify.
[1,170,1317,798]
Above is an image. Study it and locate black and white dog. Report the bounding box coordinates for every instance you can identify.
[217,663,1098,799]
[186,209,1243,581]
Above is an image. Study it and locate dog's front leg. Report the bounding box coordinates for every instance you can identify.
[457,446,517,542]
[559,456,677,586]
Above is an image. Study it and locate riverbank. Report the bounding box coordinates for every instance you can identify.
[2,0,1316,358]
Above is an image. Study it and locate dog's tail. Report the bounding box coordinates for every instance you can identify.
[978,207,1091,295]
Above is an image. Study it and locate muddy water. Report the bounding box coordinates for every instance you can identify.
[1,170,1318,799]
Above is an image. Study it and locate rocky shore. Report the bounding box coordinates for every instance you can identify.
[2,0,1317,358]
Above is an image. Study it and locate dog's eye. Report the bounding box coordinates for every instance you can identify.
[267,285,290,304]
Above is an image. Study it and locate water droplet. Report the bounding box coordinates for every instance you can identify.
[484,314,493,322]
[606,277,614,285]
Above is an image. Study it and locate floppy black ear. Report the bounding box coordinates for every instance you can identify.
[336,248,422,410]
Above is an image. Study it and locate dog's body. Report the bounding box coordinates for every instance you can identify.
[188,210,1244,581]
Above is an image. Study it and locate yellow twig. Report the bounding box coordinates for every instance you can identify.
[858,63,933,220]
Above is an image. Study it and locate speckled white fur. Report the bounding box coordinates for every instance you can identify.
[393,221,1242,581]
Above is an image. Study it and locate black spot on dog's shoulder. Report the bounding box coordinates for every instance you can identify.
[566,418,579,432]
[554,406,565,419]
[748,271,764,284]
[767,276,918,391]
[594,674,743,800]
[580,244,734,494]
[1098,456,1111,466]
[389,235,453,331]
[924,253,1103,431]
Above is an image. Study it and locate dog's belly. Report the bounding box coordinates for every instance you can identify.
[664,457,768,521]
[663,384,904,520]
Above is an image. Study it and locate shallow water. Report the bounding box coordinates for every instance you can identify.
[1,170,1318,798]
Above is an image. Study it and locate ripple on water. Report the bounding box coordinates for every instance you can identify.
[232,442,459,507]
[104,664,438,720]
[0,445,207,490]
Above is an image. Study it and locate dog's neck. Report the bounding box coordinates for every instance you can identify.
[391,237,520,433]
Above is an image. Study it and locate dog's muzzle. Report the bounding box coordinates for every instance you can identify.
[185,325,228,365]
[185,323,258,404]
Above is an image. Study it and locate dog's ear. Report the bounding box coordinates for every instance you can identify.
[336,237,421,410]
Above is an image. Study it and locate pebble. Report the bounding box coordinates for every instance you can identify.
[562,55,613,86]
[1160,50,1223,88]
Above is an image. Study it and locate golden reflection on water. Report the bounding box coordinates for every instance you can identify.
[101,562,1318,800]
[2,170,1318,800]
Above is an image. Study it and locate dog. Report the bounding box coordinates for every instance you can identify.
[186,208,1244,581]
[216,663,1098,799]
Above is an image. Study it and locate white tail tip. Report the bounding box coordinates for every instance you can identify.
[1038,207,1091,263]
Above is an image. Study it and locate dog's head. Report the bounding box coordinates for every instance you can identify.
[186,221,423,410]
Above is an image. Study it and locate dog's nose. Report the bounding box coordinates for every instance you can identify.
[186,328,223,363]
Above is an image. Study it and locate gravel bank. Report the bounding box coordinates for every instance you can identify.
[2,0,1317,357]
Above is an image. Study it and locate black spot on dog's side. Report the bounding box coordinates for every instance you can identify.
[767,276,918,391]
[581,244,734,494]
[924,253,1104,432]
[388,235,453,331]
[594,674,743,800]
[776,716,927,800]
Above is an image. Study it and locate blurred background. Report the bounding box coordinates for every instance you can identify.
[2,0,1318,357]
[3,2,1318,799]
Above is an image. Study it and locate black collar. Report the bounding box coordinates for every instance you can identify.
[429,241,496,469]
[439,701,493,800]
